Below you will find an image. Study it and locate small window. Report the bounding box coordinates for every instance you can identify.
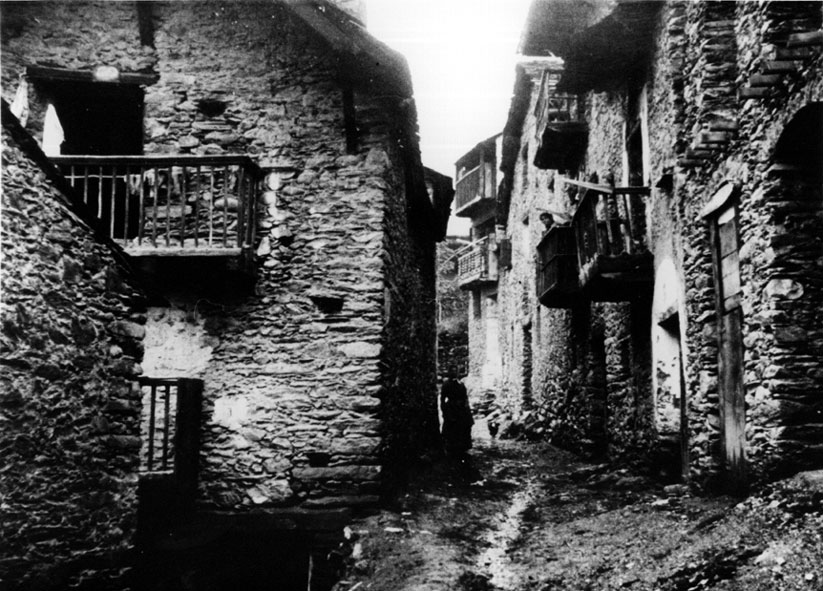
[472,291,482,319]
[34,78,145,155]
[715,207,741,312]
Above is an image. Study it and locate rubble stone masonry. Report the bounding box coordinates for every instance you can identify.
[0,125,146,588]
[502,0,822,487]
[1,0,438,523]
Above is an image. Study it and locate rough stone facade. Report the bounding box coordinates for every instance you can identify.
[436,239,469,383]
[1,0,443,586]
[496,0,823,489]
[0,121,146,588]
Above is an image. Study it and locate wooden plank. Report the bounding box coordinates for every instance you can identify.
[748,73,781,87]
[720,308,746,487]
[557,175,614,194]
[787,30,823,47]
[51,154,263,176]
[739,87,774,100]
[761,60,798,74]
[26,65,159,85]
[125,246,243,258]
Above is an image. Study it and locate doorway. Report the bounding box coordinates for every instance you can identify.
[654,312,688,481]
[709,200,746,490]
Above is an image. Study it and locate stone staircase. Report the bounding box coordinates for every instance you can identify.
[739,30,823,100]
[678,3,822,169]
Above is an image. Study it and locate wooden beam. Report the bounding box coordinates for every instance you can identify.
[26,65,159,85]
[556,175,614,194]
[787,30,823,47]
[748,73,781,87]
[761,61,798,74]
[738,87,774,100]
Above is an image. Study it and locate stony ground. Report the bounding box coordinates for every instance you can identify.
[330,439,823,591]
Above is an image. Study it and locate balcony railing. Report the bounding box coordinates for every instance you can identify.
[454,165,481,212]
[52,155,261,256]
[536,225,579,307]
[137,377,203,533]
[571,187,652,300]
[457,235,497,289]
[139,377,202,488]
[542,94,583,123]
[534,93,587,171]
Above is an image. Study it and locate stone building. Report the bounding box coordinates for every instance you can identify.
[453,134,507,418]
[492,0,823,492]
[436,236,470,384]
[0,1,450,588]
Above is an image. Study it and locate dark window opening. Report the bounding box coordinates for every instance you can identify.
[342,87,358,154]
[626,84,644,186]
[37,80,144,155]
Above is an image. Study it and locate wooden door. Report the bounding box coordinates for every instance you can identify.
[711,206,746,490]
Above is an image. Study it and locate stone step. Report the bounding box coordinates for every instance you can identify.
[697,131,731,144]
[708,119,739,132]
[677,157,705,168]
[761,60,798,74]
[739,87,775,100]
[787,30,823,47]
[686,148,714,159]
[776,46,815,60]
[749,73,782,87]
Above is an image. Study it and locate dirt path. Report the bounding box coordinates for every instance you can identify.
[333,440,823,591]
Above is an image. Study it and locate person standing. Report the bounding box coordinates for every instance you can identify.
[440,377,473,458]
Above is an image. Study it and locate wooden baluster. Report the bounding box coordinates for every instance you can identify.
[208,166,216,247]
[109,165,117,241]
[83,166,90,207]
[194,165,201,247]
[179,167,187,247]
[250,174,258,249]
[162,383,171,470]
[123,165,131,246]
[603,192,617,255]
[165,166,172,247]
[621,191,634,254]
[588,195,599,262]
[151,166,159,247]
[222,165,230,247]
[97,165,104,220]
[237,165,247,249]
[147,384,156,471]
[138,165,146,246]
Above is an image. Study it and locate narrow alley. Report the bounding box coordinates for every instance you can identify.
[333,439,823,591]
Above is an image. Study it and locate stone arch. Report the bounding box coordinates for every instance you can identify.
[756,102,823,477]
[772,102,823,178]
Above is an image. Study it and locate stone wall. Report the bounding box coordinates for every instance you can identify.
[642,0,823,487]
[437,240,469,382]
[0,0,438,516]
[500,0,823,488]
[0,123,145,589]
[496,61,655,462]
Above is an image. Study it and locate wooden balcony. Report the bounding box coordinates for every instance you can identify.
[457,235,498,290]
[52,155,261,262]
[571,187,652,301]
[453,163,496,219]
[534,93,587,171]
[536,225,580,308]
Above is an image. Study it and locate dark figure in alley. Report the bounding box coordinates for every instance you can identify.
[440,377,473,459]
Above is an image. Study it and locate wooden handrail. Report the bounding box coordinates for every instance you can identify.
[53,154,260,252]
[52,154,263,177]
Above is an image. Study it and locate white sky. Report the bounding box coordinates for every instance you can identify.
[367,0,533,235]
